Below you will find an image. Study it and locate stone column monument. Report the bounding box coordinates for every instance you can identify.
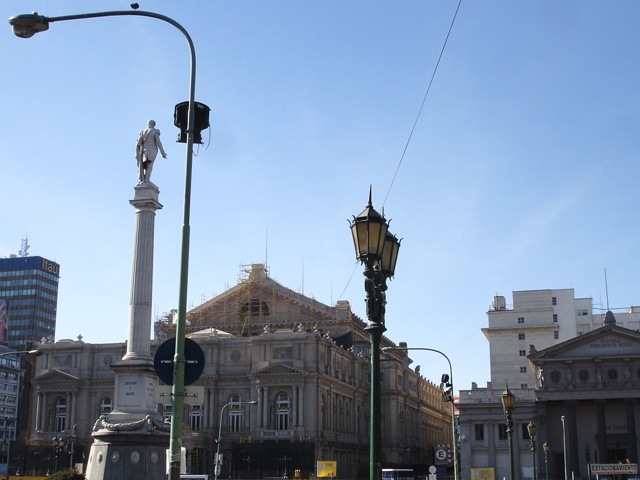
[85,122,170,480]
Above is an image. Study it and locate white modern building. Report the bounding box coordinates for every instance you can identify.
[484,289,640,390]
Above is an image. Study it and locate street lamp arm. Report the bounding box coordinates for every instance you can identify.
[382,346,453,384]
[0,349,42,358]
[382,345,458,480]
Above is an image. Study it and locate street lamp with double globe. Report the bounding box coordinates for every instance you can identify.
[350,188,401,480]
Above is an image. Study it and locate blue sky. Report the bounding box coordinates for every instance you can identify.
[2,1,640,393]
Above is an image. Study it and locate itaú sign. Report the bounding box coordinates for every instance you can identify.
[590,464,638,475]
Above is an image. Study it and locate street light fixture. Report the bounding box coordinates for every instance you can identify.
[501,386,516,480]
[8,10,203,480]
[381,346,459,480]
[528,421,537,480]
[51,435,67,474]
[543,441,550,480]
[215,400,257,480]
[350,188,401,480]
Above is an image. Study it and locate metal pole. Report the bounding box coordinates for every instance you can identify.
[367,324,384,480]
[561,416,568,480]
[544,443,549,480]
[5,423,10,480]
[506,408,514,480]
[215,402,231,480]
[531,430,537,480]
[363,265,387,480]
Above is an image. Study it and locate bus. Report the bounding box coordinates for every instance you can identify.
[382,469,415,480]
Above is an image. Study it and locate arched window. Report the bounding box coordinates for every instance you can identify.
[275,392,290,431]
[240,299,270,317]
[55,398,66,432]
[228,394,243,432]
[100,397,112,415]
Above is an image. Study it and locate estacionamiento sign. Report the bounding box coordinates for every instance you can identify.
[590,464,638,475]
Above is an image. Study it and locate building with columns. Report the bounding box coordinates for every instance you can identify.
[25,264,452,478]
[458,290,640,480]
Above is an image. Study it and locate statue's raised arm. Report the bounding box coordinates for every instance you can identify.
[136,120,167,183]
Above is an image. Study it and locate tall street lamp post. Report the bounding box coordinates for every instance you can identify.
[350,189,401,480]
[381,346,459,480]
[501,386,516,480]
[215,400,257,480]
[528,421,537,480]
[543,441,550,480]
[8,10,200,480]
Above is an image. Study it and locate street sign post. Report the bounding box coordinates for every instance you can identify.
[154,337,205,386]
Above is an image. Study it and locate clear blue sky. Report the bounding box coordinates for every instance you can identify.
[2,1,640,393]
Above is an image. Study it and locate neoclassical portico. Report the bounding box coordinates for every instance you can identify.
[529,320,640,479]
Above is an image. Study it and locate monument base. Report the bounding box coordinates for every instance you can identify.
[85,422,169,480]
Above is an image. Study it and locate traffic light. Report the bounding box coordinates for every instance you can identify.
[440,373,453,402]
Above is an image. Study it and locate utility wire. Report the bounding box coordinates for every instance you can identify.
[339,2,463,302]
[382,0,463,208]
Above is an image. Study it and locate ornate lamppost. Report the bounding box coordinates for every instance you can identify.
[528,421,537,480]
[543,441,550,480]
[501,386,516,480]
[52,435,67,474]
[350,188,401,480]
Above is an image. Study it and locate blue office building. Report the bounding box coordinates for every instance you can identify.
[0,256,60,350]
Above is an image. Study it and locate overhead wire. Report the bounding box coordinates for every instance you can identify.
[382,0,463,209]
[338,1,463,302]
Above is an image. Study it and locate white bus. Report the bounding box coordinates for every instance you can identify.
[382,468,415,480]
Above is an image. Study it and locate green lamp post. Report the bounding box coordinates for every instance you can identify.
[528,421,537,480]
[501,386,516,480]
[543,441,550,480]
[350,188,400,480]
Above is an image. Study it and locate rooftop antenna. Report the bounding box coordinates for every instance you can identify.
[265,229,268,269]
[19,236,30,257]
[604,268,610,311]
